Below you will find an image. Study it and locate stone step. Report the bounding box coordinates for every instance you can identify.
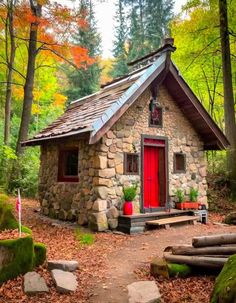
[51,269,78,293]
[146,215,199,228]
[48,260,79,272]
[24,272,48,295]
[127,281,161,303]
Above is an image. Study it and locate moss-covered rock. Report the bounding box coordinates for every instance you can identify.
[168,263,192,278]
[0,195,32,234]
[0,236,34,283]
[150,257,192,279]
[33,242,47,267]
[211,255,236,303]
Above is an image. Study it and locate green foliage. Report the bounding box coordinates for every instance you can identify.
[0,195,32,234]
[33,242,47,267]
[167,263,192,278]
[123,183,138,201]
[211,254,236,303]
[8,148,40,197]
[189,188,199,202]
[0,236,34,283]
[175,189,185,203]
[75,228,95,246]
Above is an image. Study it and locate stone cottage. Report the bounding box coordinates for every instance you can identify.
[23,38,229,231]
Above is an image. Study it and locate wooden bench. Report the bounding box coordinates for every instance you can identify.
[146,215,199,229]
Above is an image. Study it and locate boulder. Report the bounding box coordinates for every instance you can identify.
[108,218,118,230]
[92,200,107,212]
[89,212,108,231]
[51,269,78,293]
[211,254,236,303]
[48,260,78,272]
[127,281,161,303]
[106,206,119,219]
[24,272,48,295]
[150,257,191,279]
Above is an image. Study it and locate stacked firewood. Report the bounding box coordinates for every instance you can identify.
[164,233,236,269]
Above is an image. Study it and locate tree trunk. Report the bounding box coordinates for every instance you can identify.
[16,3,42,155]
[4,0,16,145]
[192,234,236,247]
[219,0,236,199]
[165,245,236,256]
[164,252,227,269]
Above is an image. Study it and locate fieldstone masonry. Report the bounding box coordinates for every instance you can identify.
[39,84,207,231]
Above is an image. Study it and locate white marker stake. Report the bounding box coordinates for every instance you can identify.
[17,189,22,237]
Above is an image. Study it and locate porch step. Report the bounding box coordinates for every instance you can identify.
[146,215,199,229]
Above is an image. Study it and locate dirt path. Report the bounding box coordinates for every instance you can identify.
[89,223,236,303]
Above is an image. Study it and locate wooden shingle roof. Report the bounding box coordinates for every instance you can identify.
[23,42,229,150]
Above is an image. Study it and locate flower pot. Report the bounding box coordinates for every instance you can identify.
[175,202,199,210]
[123,201,133,215]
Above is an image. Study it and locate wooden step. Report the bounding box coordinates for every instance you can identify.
[146,215,199,228]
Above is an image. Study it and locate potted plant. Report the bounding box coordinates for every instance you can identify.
[122,183,138,215]
[175,188,199,210]
[187,187,199,209]
[175,189,185,210]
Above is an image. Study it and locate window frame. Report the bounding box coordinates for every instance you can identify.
[58,148,79,182]
[124,153,139,175]
[149,105,163,128]
[173,152,186,174]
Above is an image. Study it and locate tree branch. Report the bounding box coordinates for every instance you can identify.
[40,47,80,70]
[184,37,220,71]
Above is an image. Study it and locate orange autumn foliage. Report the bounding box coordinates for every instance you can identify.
[6,0,93,69]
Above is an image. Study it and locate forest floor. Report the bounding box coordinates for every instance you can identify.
[1,198,236,303]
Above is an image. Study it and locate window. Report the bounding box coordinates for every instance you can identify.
[174,153,186,173]
[124,153,139,175]
[149,105,163,127]
[58,148,79,182]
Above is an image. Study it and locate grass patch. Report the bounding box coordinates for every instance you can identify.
[75,228,95,246]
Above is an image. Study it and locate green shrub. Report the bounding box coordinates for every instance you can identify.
[33,242,47,267]
[75,228,95,246]
[123,183,138,201]
[189,188,199,202]
[0,194,9,204]
[8,148,40,198]
[175,189,185,203]
[0,236,34,283]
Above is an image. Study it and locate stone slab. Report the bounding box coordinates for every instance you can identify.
[51,269,78,293]
[24,272,48,295]
[48,260,79,272]
[127,281,161,303]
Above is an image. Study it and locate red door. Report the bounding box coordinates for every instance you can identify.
[144,145,160,209]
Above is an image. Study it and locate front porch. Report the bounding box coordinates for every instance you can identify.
[117,209,196,234]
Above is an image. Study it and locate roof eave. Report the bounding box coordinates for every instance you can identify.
[21,127,92,146]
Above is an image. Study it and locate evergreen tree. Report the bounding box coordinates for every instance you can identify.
[145,0,174,51]
[111,0,174,76]
[110,0,129,78]
[127,1,148,62]
[65,0,101,102]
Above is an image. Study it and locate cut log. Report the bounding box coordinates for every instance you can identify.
[192,233,236,247]
[164,252,228,268]
[165,245,236,256]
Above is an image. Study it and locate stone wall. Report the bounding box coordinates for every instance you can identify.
[93,84,207,218]
[39,83,207,231]
[39,139,97,225]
